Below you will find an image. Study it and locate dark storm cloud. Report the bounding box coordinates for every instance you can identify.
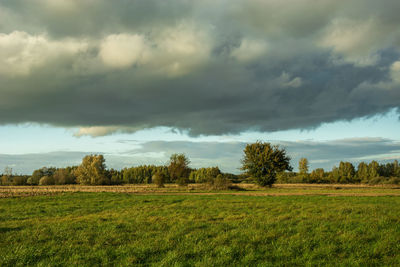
[0,0,400,136]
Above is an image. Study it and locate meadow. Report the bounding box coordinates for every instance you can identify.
[0,185,399,266]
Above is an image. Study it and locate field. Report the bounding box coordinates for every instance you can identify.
[1,185,400,266]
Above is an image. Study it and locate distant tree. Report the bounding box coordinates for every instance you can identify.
[108,168,123,185]
[30,167,56,185]
[54,168,76,185]
[241,142,292,187]
[0,175,10,185]
[394,160,400,177]
[328,166,340,183]
[1,167,13,185]
[189,167,221,183]
[168,154,191,185]
[368,161,379,179]
[298,158,309,174]
[310,168,325,183]
[122,165,169,184]
[379,162,395,177]
[12,176,28,186]
[75,155,109,185]
[356,162,369,183]
[4,166,12,176]
[298,158,310,182]
[338,161,355,183]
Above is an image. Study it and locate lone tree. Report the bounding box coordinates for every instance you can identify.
[75,154,109,185]
[168,153,191,185]
[298,158,309,175]
[241,142,292,187]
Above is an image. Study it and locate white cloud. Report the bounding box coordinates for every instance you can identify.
[99,33,149,69]
[231,38,267,62]
[0,31,88,76]
[319,18,382,66]
[154,23,213,77]
[98,25,212,76]
[277,72,303,88]
[74,126,144,137]
[39,0,79,12]
[390,61,400,84]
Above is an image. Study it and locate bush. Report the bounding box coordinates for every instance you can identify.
[39,176,55,185]
[12,176,28,186]
[368,176,387,185]
[153,172,166,188]
[210,175,231,190]
[1,175,10,185]
[386,177,400,185]
[176,177,189,186]
[54,168,75,185]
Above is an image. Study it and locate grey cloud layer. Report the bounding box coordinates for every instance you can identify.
[2,138,400,174]
[128,138,400,172]
[0,0,400,136]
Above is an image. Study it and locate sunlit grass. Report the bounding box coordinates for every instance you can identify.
[1,192,399,266]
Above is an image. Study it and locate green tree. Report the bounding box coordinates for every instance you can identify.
[368,161,379,179]
[1,167,12,185]
[12,176,28,186]
[394,160,400,177]
[30,167,56,185]
[356,162,369,183]
[75,155,109,185]
[338,161,355,183]
[53,168,76,185]
[241,142,292,187]
[298,158,309,174]
[310,168,325,183]
[298,157,310,182]
[189,167,221,183]
[328,166,340,183]
[168,153,191,185]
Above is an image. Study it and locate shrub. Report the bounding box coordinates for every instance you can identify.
[39,176,55,185]
[386,177,400,185]
[211,174,231,190]
[176,177,189,186]
[54,168,75,185]
[368,176,386,185]
[1,175,10,185]
[152,172,166,188]
[12,176,28,186]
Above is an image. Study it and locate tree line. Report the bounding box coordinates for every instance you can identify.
[1,142,400,186]
[277,158,400,185]
[0,154,239,187]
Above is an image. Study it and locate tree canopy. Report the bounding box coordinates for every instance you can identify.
[168,153,191,185]
[75,155,109,185]
[241,142,292,187]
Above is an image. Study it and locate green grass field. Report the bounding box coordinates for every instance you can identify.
[1,190,400,266]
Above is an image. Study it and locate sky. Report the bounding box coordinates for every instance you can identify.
[0,0,400,174]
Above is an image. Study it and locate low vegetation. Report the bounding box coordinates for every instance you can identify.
[0,192,399,265]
